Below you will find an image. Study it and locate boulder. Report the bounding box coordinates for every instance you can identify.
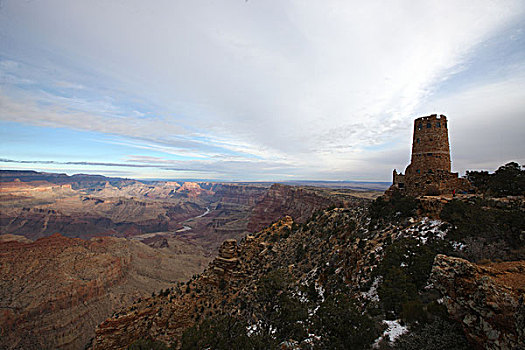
[430,254,525,350]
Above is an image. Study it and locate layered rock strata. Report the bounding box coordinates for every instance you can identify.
[247,183,363,232]
[209,239,240,276]
[0,234,209,349]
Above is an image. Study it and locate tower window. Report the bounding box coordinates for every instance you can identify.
[418,123,422,130]
[416,138,420,143]
[436,122,441,128]
[416,169,420,174]
[426,122,431,128]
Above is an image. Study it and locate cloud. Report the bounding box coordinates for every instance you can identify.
[1,1,524,180]
[0,158,147,168]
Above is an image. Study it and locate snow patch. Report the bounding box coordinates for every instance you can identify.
[383,320,408,342]
[452,241,466,251]
[297,290,309,304]
[246,321,262,336]
[373,320,408,347]
[401,217,448,244]
[315,282,325,302]
[361,277,381,302]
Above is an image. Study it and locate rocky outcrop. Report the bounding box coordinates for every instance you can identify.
[206,239,241,279]
[142,236,170,248]
[0,234,32,243]
[247,184,356,232]
[0,206,177,240]
[0,180,73,194]
[88,186,522,350]
[430,254,525,350]
[417,195,452,217]
[96,204,512,350]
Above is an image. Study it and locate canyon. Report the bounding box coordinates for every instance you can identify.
[0,171,381,249]
[0,233,209,349]
[0,170,381,349]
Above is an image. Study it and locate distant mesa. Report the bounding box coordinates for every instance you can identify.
[388,114,471,197]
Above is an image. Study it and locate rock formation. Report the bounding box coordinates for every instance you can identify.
[0,234,32,243]
[0,234,209,349]
[0,179,207,240]
[431,254,525,350]
[175,181,215,198]
[247,183,366,232]
[209,239,240,276]
[210,183,267,206]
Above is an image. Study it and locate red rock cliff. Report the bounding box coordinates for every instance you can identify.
[247,184,346,232]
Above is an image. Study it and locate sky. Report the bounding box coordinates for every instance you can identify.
[1,0,524,181]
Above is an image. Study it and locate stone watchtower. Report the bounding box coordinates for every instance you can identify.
[391,114,470,197]
[406,115,450,177]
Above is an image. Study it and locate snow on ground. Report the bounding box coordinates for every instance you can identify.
[373,319,408,347]
[401,217,448,244]
[361,277,381,302]
[383,320,408,342]
[315,281,325,302]
[452,241,466,251]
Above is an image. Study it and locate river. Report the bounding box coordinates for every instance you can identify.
[175,206,210,232]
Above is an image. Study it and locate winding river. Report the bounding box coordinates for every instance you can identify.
[175,206,210,232]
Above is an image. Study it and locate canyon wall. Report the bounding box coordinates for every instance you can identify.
[0,234,209,349]
[247,183,368,232]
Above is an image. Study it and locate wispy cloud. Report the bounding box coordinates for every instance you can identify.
[0,158,145,168]
[0,157,205,171]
